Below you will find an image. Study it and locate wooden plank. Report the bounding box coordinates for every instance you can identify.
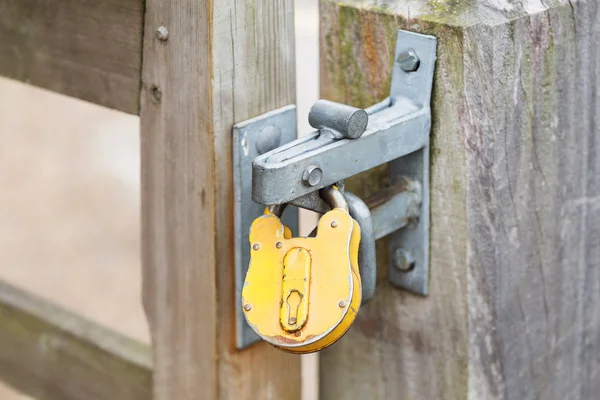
[0,280,152,400]
[319,1,600,399]
[0,0,143,114]
[139,1,301,399]
[465,3,600,398]
[319,5,468,399]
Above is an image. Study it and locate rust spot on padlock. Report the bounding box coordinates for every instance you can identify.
[280,248,311,332]
[270,333,318,346]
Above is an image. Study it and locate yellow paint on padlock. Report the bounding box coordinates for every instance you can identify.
[242,205,361,353]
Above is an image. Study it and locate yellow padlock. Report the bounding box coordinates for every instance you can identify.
[242,186,361,353]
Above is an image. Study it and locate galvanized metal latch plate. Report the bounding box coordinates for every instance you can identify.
[232,30,437,350]
[232,105,299,349]
[386,30,436,298]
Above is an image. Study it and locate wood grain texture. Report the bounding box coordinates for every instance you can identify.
[0,0,143,114]
[320,4,468,399]
[319,1,599,399]
[465,2,600,399]
[0,280,152,400]
[140,1,300,399]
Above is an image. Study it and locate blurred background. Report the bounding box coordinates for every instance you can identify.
[0,0,318,398]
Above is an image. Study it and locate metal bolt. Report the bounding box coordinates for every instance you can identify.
[276,241,283,249]
[397,49,420,72]
[302,165,323,187]
[308,99,368,139]
[330,220,338,228]
[252,243,260,251]
[256,125,282,155]
[244,304,252,311]
[150,85,162,104]
[156,26,169,41]
[394,248,416,272]
[338,300,346,308]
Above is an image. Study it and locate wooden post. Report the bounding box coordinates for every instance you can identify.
[319,1,599,399]
[140,1,300,399]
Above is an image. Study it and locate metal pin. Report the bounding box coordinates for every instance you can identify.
[397,49,420,72]
[252,243,260,251]
[276,242,283,249]
[338,300,346,308]
[330,220,338,228]
[394,248,416,272]
[302,165,323,187]
[155,26,169,41]
[308,99,368,139]
[244,304,252,311]
[256,125,282,155]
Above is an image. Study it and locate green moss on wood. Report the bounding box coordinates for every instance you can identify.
[418,0,474,25]
[320,3,469,399]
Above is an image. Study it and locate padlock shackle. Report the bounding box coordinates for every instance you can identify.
[320,186,348,211]
[268,186,347,219]
[267,204,288,218]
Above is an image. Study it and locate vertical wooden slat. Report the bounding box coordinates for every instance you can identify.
[319,0,600,399]
[140,1,301,399]
[319,5,468,399]
[464,3,600,398]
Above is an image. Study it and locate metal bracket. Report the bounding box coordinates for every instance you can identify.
[232,105,299,349]
[232,30,436,349]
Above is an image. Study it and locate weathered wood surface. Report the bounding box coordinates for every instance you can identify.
[0,280,152,400]
[0,0,143,114]
[140,1,300,399]
[319,0,599,399]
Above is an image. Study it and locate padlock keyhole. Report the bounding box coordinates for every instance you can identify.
[280,248,311,332]
[286,290,303,326]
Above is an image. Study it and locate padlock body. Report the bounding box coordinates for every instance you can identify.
[242,208,361,353]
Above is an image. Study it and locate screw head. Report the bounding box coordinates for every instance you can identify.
[303,165,323,187]
[338,300,346,308]
[150,85,162,104]
[330,220,338,228]
[155,26,169,41]
[252,243,260,251]
[397,49,420,72]
[276,241,283,249]
[255,125,282,155]
[244,304,252,311]
[393,248,416,272]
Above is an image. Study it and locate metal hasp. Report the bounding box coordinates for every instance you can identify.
[252,30,437,296]
[233,30,436,349]
[232,105,299,349]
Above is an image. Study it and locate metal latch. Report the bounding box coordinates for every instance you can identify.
[233,30,437,349]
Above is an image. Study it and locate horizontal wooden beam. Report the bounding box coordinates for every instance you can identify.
[0,0,144,114]
[0,280,152,400]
